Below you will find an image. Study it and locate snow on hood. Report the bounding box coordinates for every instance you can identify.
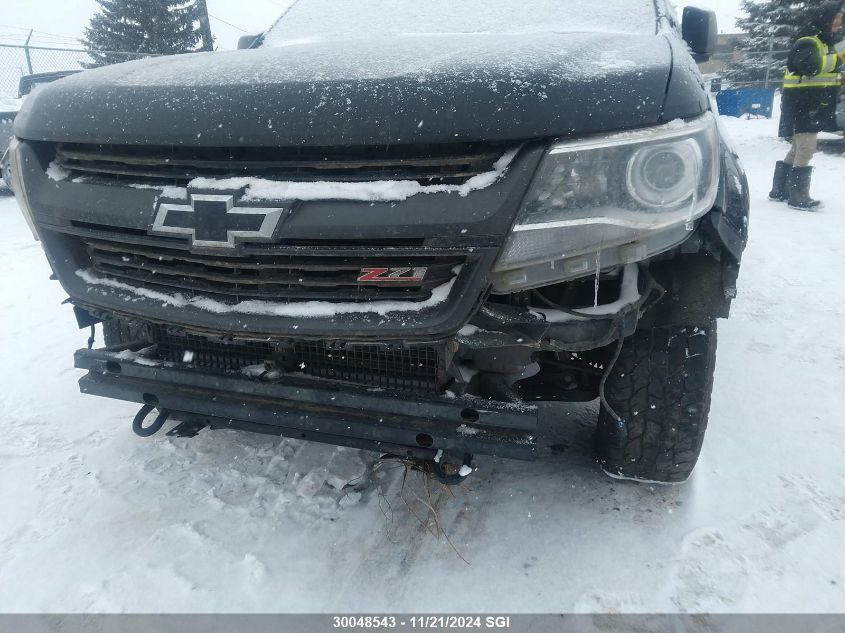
[15,31,673,146]
[30,31,660,86]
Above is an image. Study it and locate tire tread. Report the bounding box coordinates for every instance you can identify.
[596,321,717,483]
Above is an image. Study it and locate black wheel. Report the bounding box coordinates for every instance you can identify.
[595,320,718,483]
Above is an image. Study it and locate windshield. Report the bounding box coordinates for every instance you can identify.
[262,0,658,46]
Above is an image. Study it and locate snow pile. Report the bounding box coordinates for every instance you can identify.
[283,443,373,500]
[129,183,189,199]
[45,161,70,182]
[112,347,165,367]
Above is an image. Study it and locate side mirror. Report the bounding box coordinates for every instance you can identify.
[682,7,717,62]
[237,34,262,50]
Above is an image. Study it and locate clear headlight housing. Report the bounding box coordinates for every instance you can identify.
[493,113,719,279]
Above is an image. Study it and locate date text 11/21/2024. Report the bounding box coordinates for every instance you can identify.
[332,616,512,629]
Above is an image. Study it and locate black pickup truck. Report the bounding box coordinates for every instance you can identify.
[9,0,749,484]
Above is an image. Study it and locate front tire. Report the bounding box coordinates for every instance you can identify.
[595,321,717,483]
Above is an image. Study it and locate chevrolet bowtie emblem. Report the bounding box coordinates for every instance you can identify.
[151,193,285,248]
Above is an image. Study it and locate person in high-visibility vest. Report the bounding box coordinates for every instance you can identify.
[770,2,844,209]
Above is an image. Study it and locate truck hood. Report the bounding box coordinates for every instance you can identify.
[16,32,676,147]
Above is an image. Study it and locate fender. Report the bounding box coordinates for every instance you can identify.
[707,139,751,263]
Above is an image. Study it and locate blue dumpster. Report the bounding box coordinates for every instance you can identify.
[716,87,776,118]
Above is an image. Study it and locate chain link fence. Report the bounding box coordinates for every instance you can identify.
[0,44,152,99]
[700,48,791,90]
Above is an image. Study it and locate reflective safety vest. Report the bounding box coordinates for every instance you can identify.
[783,36,841,88]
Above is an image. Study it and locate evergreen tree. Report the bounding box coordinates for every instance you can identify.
[82,0,201,67]
[725,1,834,86]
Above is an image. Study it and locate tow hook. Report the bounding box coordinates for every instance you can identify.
[430,451,475,485]
[131,404,171,437]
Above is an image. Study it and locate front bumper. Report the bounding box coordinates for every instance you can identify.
[75,347,538,460]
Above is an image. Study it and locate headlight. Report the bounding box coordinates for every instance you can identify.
[626,139,702,208]
[492,113,719,289]
[7,138,40,241]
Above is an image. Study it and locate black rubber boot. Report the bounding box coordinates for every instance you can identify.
[787,166,821,210]
[768,161,791,201]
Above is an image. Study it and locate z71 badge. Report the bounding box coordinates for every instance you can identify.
[357,267,428,283]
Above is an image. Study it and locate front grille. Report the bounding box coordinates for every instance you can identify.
[82,237,462,303]
[54,142,510,187]
[153,325,274,371]
[294,340,441,391]
[151,325,444,392]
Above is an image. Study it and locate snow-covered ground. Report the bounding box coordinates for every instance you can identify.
[0,112,844,613]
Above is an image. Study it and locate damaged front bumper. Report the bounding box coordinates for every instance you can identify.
[70,263,656,458]
[460,263,644,354]
[74,347,539,460]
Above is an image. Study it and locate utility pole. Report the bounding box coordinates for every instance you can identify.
[195,0,214,52]
[23,29,34,74]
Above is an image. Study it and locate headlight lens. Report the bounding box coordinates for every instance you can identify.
[494,113,719,272]
[626,139,702,207]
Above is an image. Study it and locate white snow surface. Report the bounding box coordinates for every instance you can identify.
[0,97,22,113]
[45,161,70,182]
[128,183,188,200]
[1,105,845,612]
[56,30,666,89]
[112,347,164,367]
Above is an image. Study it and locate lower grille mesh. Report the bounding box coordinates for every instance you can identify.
[294,341,440,392]
[150,325,443,392]
[154,326,272,371]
